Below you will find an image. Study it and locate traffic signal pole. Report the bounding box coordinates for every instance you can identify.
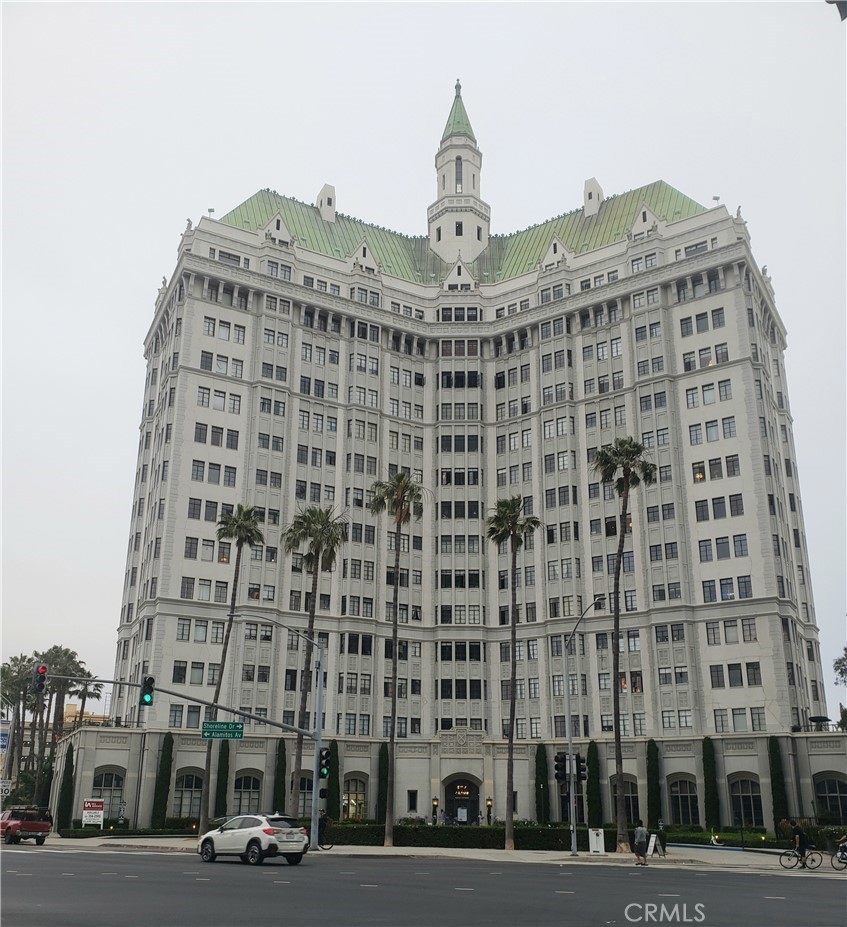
[308,638,325,852]
[562,595,606,857]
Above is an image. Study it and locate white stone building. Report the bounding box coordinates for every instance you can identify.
[52,83,846,831]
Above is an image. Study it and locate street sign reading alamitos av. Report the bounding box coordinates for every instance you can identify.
[202,721,244,739]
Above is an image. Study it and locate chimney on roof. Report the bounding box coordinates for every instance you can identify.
[317,183,336,223]
[583,178,604,218]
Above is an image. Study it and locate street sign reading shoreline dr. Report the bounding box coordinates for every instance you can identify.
[201,721,244,739]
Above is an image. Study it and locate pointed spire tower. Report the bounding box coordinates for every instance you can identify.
[428,80,490,264]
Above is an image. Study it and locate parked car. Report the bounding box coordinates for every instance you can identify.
[197,813,309,866]
[1,807,52,845]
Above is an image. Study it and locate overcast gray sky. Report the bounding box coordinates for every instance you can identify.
[2,2,845,709]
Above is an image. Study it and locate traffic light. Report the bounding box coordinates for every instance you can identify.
[554,752,567,783]
[139,675,155,707]
[318,747,331,779]
[575,753,587,781]
[31,662,49,695]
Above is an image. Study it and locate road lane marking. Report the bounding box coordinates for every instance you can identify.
[658,894,680,898]
[101,872,118,875]
[124,875,139,879]
[273,881,291,884]
[339,870,356,874]
[360,884,378,887]
[15,873,32,876]
[195,878,211,881]
[556,891,575,894]
[61,873,75,876]
[764,896,786,900]
[414,871,430,875]
[455,888,474,892]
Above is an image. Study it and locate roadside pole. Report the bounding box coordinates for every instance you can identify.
[308,638,325,851]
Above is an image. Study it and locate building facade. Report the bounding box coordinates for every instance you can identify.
[52,84,846,830]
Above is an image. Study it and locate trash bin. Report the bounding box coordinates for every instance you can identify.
[589,828,606,854]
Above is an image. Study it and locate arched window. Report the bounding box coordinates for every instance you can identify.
[611,777,640,824]
[173,773,203,819]
[296,774,313,817]
[92,769,125,820]
[343,778,368,820]
[669,778,700,826]
[560,779,585,824]
[455,157,463,193]
[234,774,261,814]
[815,776,847,825]
[729,777,763,827]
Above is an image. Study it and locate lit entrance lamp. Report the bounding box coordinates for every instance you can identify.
[486,796,493,826]
[432,796,439,824]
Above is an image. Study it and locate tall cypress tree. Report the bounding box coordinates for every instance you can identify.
[328,739,341,820]
[768,736,789,829]
[586,741,602,827]
[56,744,74,831]
[646,739,661,829]
[272,738,287,814]
[151,733,174,828]
[703,737,719,830]
[376,742,388,825]
[535,743,550,824]
[214,741,230,818]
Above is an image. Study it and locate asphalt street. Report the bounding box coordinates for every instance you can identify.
[2,845,844,927]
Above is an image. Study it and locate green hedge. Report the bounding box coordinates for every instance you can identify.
[60,828,195,839]
[321,823,625,851]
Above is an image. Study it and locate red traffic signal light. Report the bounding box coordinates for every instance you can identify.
[31,663,49,695]
[554,752,567,783]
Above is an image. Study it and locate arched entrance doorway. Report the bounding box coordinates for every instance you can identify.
[445,779,480,825]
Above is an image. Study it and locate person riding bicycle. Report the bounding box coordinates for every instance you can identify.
[790,819,808,867]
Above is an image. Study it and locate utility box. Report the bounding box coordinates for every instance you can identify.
[589,828,606,854]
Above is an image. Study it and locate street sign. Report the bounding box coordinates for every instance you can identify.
[0,731,8,752]
[202,721,244,739]
[0,780,11,798]
[82,799,105,826]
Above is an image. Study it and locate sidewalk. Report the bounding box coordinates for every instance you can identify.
[40,833,783,869]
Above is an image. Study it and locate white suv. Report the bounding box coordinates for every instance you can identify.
[198,814,309,866]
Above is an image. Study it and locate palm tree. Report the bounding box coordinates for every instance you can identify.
[35,646,84,800]
[486,495,540,851]
[368,471,423,847]
[198,504,264,835]
[594,437,656,853]
[72,672,105,728]
[281,506,348,818]
[1,654,34,779]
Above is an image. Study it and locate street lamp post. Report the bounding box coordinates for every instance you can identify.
[562,595,606,856]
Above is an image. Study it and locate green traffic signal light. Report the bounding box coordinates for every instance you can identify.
[139,675,155,707]
[319,747,331,779]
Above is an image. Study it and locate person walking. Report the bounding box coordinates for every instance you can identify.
[634,819,649,866]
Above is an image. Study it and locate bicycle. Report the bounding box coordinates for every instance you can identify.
[779,846,822,870]
[830,846,847,871]
[317,824,333,851]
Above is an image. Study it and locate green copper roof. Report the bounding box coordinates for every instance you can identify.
[441,79,476,143]
[219,180,704,285]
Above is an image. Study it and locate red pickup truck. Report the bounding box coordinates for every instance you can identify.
[1,807,52,845]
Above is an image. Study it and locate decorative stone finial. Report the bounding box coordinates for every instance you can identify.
[455,79,461,95]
